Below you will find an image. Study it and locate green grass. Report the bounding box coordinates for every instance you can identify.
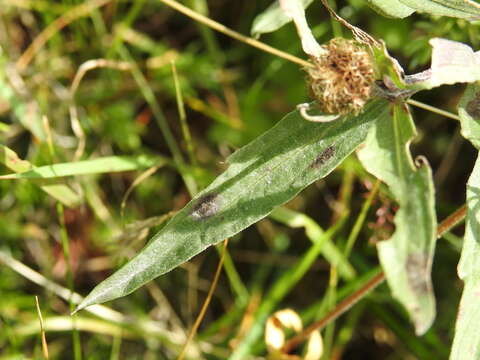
[0,0,476,359]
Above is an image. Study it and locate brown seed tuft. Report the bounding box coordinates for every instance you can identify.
[306,38,375,115]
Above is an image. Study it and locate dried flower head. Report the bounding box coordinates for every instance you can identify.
[306,38,375,115]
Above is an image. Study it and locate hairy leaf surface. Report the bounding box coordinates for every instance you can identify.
[358,104,437,335]
[75,100,389,312]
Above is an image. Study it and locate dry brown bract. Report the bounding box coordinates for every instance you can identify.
[306,38,375,115]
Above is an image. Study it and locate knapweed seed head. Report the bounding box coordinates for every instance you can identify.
[306,38,375,115]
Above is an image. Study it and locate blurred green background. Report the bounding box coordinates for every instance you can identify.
[0,0,477,359]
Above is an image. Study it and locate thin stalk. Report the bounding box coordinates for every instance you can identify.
[158,0,462,123]
[117,45,184,166]
[42,116,82,360]
[407,99,460,121]
[57,203,82,360]
[171,61,197,168]
[281,204,467,353]
[177,240,228,360]
[325,0,343,38]
[186,0,224,65]
[214,245,249,305]
[282,269,384,353]
[35,296,49,359]
[156,0,310,68]
[344,179,381,257]
[229,215,348,360]
[117,45,198,195]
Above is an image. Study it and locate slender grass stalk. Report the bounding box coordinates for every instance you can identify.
[116,45,198,196]
[214,245,249,304]
[281,204,467,353]
[157,0,462,123]
[185,0,224,65]
[344,179,381,257]
[42,116,82,360]
[171,61,197,168]
[156,0,310,68]
[229,215,348,360]
[177,239,228,360]
[35,296,49,359]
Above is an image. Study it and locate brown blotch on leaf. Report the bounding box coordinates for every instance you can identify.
[406,253,430,295]
[466,92,480,119]
[191,193,220,220]
[306,38,375,115]
[310,145,336,168]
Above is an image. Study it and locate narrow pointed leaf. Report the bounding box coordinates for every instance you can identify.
[75,99,390,312]
[0,145,80,207]
[358,103,437,335]
[0,155,167,179]
[451,83,480,359]
[250,0,314,38]
[364,0,415,18]
[399,0,480,20]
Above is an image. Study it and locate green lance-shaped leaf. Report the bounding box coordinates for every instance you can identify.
[0,155,167,179]
[357,103,437,335]
[366,0,480,20]
[399,0,480,20]
[250,0,314,38]
[75,99,390,312]
[0,145,80,208]
[364,0,415,18]
[451,83,480,359]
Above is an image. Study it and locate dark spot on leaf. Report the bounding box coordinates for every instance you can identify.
[310,145,335,169]
[191,193,220,220]
[466,93,480,119]
[406,253,430,295]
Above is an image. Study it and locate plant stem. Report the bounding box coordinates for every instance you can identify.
[171,61,197,168]
[407,99,460,121]
[158,0,465,124]
[177,239,228,360]
[281,203,467,353]
[156,0,310,68]
[344,179,380,257]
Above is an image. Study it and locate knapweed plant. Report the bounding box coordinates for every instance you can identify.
[2,0,480,358]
